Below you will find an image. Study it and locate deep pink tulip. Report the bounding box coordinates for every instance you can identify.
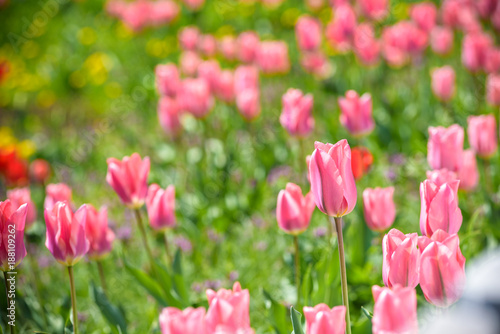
[158,96,182,139]
[420,179,462,237]
[178,26,200,51]
[84,205,115,260]
[418,230,466,307]
[431,66,456,102]
[359,0,388,20]
[7,187,36,228]
[276,183,315,235]
[475,0,497,18]
[427,125,464,172]
[325,4,356,52]
[179,51,201,77]
[236,31,260,63]
[0,200,27,271]
[467,115,498,158]
[205,282,252,333]
[300,51,332,78]
[236,89,261,121]
[146,184,176,231]
[303,304,346,334]
[198,34,217,58]
[197,60,221,93]
[44,183,73,210]
[155,63,180,97]
[234,65,259,95]
[382,229,420,288]
[295,15,322,51]
[215,70,235,103]
[492,5,500,31]
[462,32,493,72]
[338,90,374,137]
[256,41,290,75]
[487,74,500,106]
[457,149,479,191]
[485,48,500,74]
[353,23,380,66]
[159,307,206,334]
[372,285,418,334]
[106,153,150,209]
[178,78,214,118]
[430,26,454,55]
[309,140,357,217]
[411,2,437,32]
[45,201,89,266]
[182,0,204,11]
[219,36,236,61]
[363,187,395,232]
[426,169,457,186]
[280,88,314,137]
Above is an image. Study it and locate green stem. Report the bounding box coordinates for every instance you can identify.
[293,235,301,308]
[333,216,351,334]
[163,232,172,264]
[483,158,493,194]
[134,208,156,274]
[97,261,107,295]
[67,266,78,334]
[3,271,14,334]
[298,138,307,185]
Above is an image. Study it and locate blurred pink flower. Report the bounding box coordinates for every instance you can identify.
[84,205,115,260]
[487,74,500,106]
[353,23,380,66]
[427,125,464,172]
[467,114,498,158]
[219,36,236,61]
[338,90,374,137]
[430,26,454,55]
[276,182,315,235]
[0,200,27,271]
[485,47,500,74]
[149,0,179,26]
[179,26,200,51]
[382,22,428,67]
[215,70,235,103]
[197,60,221,93]
[182,0,204,11]
[303,304,346,334]
[410,2,437,32]
[45,183,73,210]
[159,307,206,334]
[359,0,388,21]
[363,187,395,232]
[382,229,420,288]
[300,51,332,78]
[457,149,479,191]
[234,65,259,95]
[236,89,261,121]
[372,285,418,334]
[155,63,180,97]
[146,184,176,231]
[236,31,260,64]
[325,4,356,52]
[178,78,214,118]
[280,88,314,137]
[7,187,36,229]
[198,34,217,58]
[256,41,290,75]
[295,15,322,51]
[431,65,456,102]
[158,96,182,139]
[462,32,493,72]
[180,51,202,77]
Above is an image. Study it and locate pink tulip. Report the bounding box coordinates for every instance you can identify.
[0,200,27,271]
[179,26,200,51]
[178,78,214,118]
[300,51,332,78]
[467,115,498,158]
[353,23,380,66]
[45,183,73,210]
[306,0,324,11]
[146,184,176,231]
[431,66,456,102]
[442,0,480,32]
[372,285,418,334]
[426,169,457,186]
[7,187,36,228]
[338,90,374,137]
[411,2,437,32]
[309,140,357,217]
[205,282,252,333]
[485,48,500,74]
[382,22,428,67]
[179,51,201,77]
[120,0,151,31]
[303,304,346,334]
[234,65,259,95]
[256,41,290,75]
[363,187,395,232]
[418,230,466,307]
[382,229,420,288]
[295,15,322,51]
[475,0,497,18]
[358,0,388,21]
[280,88,314,137]
[197,60,221,93]
[427,125,464,172]
[276,183,315,235]
[84,205,115,260]
[462,32,493,72]
[158,96,182,139]
[182,0,204,11]
[198,34,217,58]
[219,36,236,61]
[325,4,356,52]
[45,201,89,266]
[159,307,206,334]
[457,149,479,191]
[215,70,235,103]
[236,31,260,63]
[106,153,150,208]
[430,26,454,55]
[149,0,179,26]
[155,63,180,97]
[420,179,462,237]
[487,74,500,106]
[492,5,500,30]
[236,89,261,121]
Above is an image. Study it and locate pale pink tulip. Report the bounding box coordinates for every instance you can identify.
[280,88,314,137]
[372,285,418,334]
[234,65,259,95]
[457,149,479,191]
[159,307,206,334]
[180,51,201,77]
[256,41,290,75]
[487,74,500,106]
[179,26,200,51]
[382,22,428,67]
[353,23,380,66]
[430,26,454,55]
[431,66,456,102]
[146,184,176,231]
[303,304,346,334]
[462,32,493,72]
[236,31,260,64]
[178,78,214,118]
[155,63,180,97]
[467,115,498,158]
[359,0,388,21]
[325,4,356,52]
[215,70,235,103]
[219,36,236,61]
[236,89,261,121]
[338,90,374,137]
[7,187,36,228]
[149,0,180,26]
[158,96,182,139]
[363,187,395,232]
[276,183,315,235]
[0,200,27,271]
[197,60,221,93]
[411,2,437,32]
[44,183,73,210]
[198,34,217,58]
[295,15,322,51]
[485,48,500,74]
[300,51,332,78]
[426,169,457,186]
[84,205,115,260]
[382,229,420,288]
[427,125,464,172]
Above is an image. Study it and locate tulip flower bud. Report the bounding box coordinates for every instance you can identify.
[363,187,395,232]
[7,187,36,229]
[372,285,418,334]
[420,179,462,237]
[159,307,207,334]
[338,90,375,137]
[418,230,466,307]
[215,70,235,103]
[0,200,27,271]
[155,63,180,97]
[303,304,346,334]
[295,15,322,51]
[427,125,464,172]
[106,153,150,209]
[234,65,259,95]
[146,184,176,231]
[309,140,357,217]
[467,115,498,158]
[280,88,314,137]
[44,183,73,211]
[84,205,115,260]
[457,149,479,191]
[276,183,315,235]
[45,202,89,266]
[431,66,455,102]
[382,229,420,288]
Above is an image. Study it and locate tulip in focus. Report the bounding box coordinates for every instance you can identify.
[382,229,420,288]
[338,90,374,137]
[7,187,36,228]
[467,115,498,158]
[372,285,418,334]
[309,140,357,217]
[359,0,388,21]
[420,179,462,237]
[486,74,500,106]
[236,31,260,64]
[426,169,457,186]
[303,304,346,334]
[280,88,314,137]
[418,230,466,307]
[29,158,51,184]
[146,184,176,231]
[351,146,373,180]
[0,200,27,271]
[295,15,322,51]
[430,27,454,55]
[457,149,479,191]
[410,2,437,32]
[44,183,73,210]
[106,153,150,208]
[158,96,183,139]
[256,41,290,75]
[276,183,315,235]
[155,63,180,97]
[431,66,456,102]
[427,125,464,172]
[84,205,115,260]
[325,4,356,52]
[362,187,395,232]
[159,307,207,334]
[178,78,214,118]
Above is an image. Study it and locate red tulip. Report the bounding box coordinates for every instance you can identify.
[29,158,51,184]
[276,183,315,235]
[303,304,346,334]
[372,285,418,334]
[382,229,420,288]
[351,146,373,180]
[0,200,27,271]
[363,187,395,232]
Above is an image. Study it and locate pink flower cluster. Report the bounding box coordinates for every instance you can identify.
[106,0,180,31]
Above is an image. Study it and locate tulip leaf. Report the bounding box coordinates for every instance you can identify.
[152,260,186,308]
[290,306,304,334]
[361,306,373,320]
[91,282,128,334]
[301,264,313,306]
[172,249,189,303]
[124,259,168,306]
[262,289,290,333]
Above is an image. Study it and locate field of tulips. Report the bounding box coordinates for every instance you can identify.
[1,0,500,333]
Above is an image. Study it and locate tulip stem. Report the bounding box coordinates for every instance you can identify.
[134,209,156,274]
[163,232,172,264]
[67,266,78,334]
[3,271,14,334]
[332,217,351,334]
[482,159,493,194]
[293,235,301,308]
[97,261,107,295]
[298,139,307,185]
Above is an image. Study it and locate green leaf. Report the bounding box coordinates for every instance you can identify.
[152,260,186,308]
[124,259,168,306]
[91,282,128,334]
[290,306,304,334]
[172,249,189,302]
[301,264,313,307]
[262,289,290,334]
[361,306,373,320]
